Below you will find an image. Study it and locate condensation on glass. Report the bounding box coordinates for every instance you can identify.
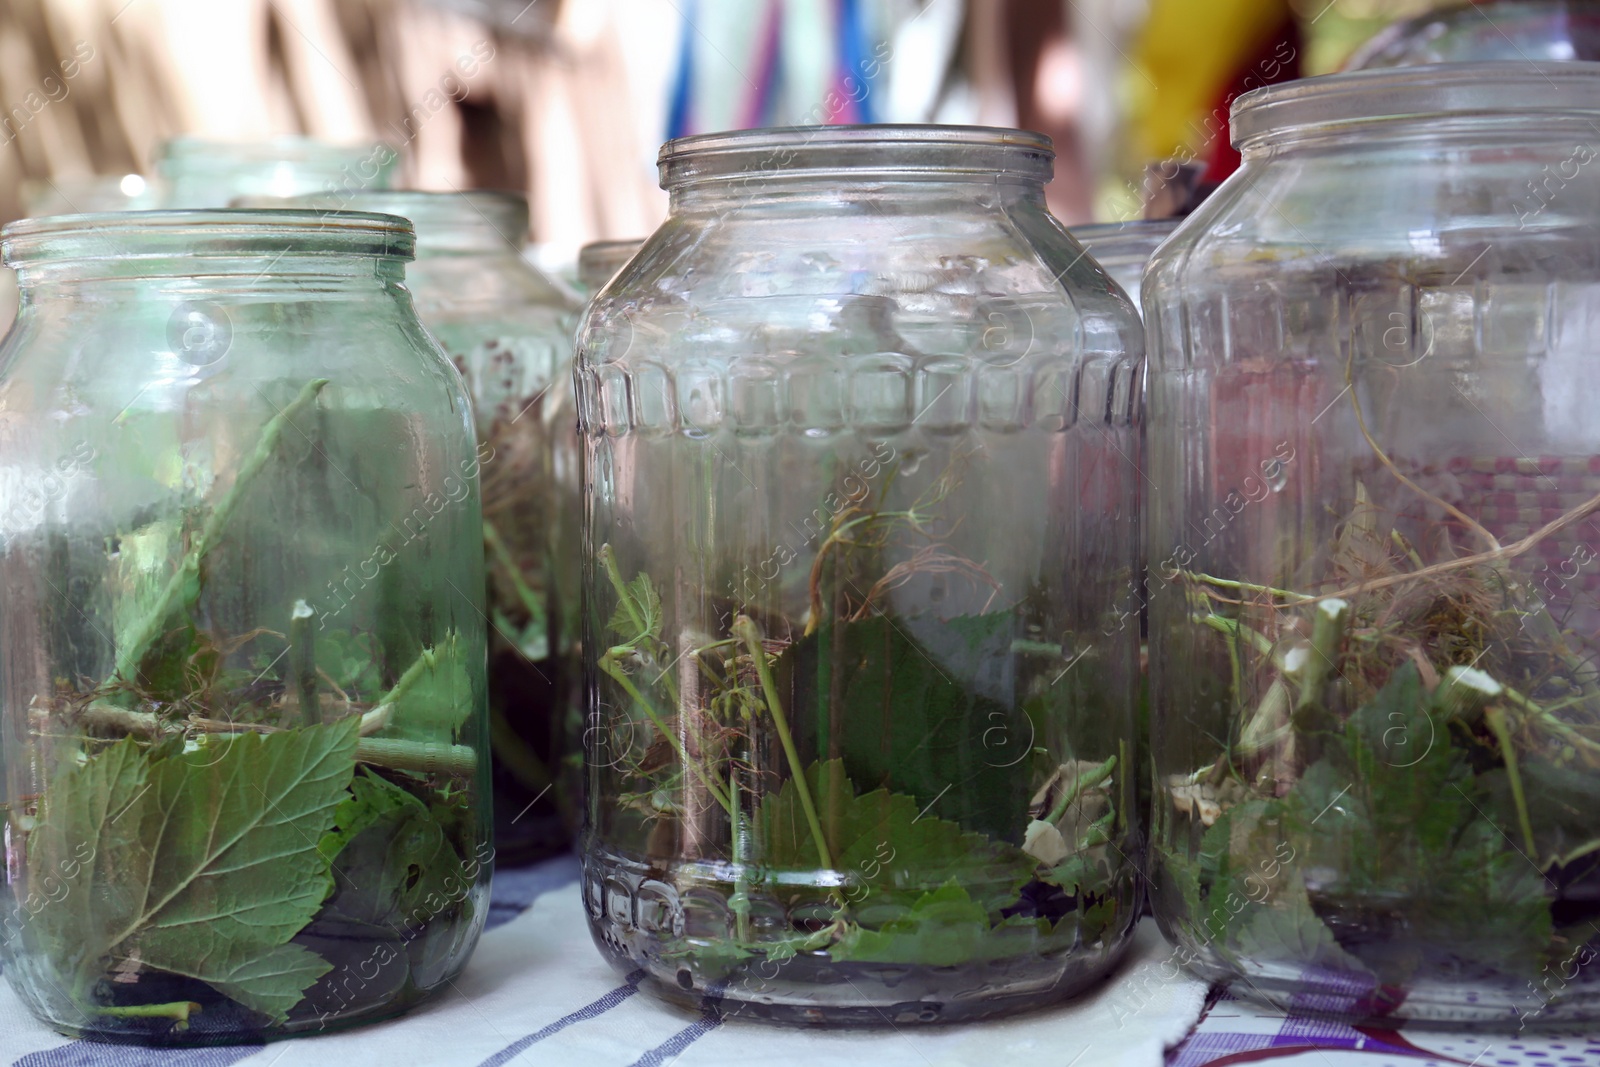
[577,126,1145,1025]
[0,210,490,1042]
[1144,63,1600,1024]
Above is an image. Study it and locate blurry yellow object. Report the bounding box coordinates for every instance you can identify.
[1132,0,1295,162]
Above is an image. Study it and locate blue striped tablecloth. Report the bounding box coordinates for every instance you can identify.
[0,854,1207,1067]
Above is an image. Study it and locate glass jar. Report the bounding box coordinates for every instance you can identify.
[577,239,644,296]
[1348,1,1600,69]
[577,126,1144,1024]
[156,137,397,208]
[0,210,490,1042]
[282,190,583,861]
[1145,63,1600,1024]
[1069,220,1178,315]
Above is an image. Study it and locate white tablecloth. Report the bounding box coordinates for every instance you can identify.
[0,855,1208,1067]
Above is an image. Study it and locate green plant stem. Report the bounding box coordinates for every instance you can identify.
[95,1000,202,1027]
[352,737,477,776]
[1484,705,1537,856]
[79,702,475,776]
[1294,597,1348,712]
[113,378,329,685]
[599,652,733,814]
[1183,571,1305,602]
[734,614,834,870]
[1200,613,1273,656]
[599,543,644,637]
[290,600,318,727]
[1045,754,1117,826]
[484,520,543,621]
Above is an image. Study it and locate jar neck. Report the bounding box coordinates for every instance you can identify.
[1240,113,1600,163]
[14,255,408,294]
[668,175,1050,215]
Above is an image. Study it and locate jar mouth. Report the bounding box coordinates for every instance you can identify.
[658,124,1055,189]
[252,191,527,254]
[2,209,416,270]
[1231,61,1600,149]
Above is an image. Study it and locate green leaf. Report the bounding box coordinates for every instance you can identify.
[1233,874,1369,977]
[317,768,427,865]
[831,883,1053,966]
[606,574,661,645]
[752,759,1036,914]
[28,718,360,1023]
[1042,850,1113,897]
[381,634,474,742]
[1482,757,1600,871]
[776,614,1030,841]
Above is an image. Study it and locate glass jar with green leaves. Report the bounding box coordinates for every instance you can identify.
[577,126,1145,1024]
[283,190,583,861]
[1145,63,1600,1023]
[0,210,490,1042]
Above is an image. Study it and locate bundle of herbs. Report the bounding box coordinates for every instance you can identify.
[7,379,484,1041]
[588,457,1137,1004]
[1157,380,1600,1015]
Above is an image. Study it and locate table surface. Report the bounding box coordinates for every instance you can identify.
[0,853,1597,1066]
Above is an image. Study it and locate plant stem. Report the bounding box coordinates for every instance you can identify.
[599,652,733,814]
[352,737,477,776]
[113,378,329,686]
[95,1000,202,1027]
[599,543,644,637]
[734,614,834,870]
[290,600,318,727]
[1045,754,1117,826]
[1293,598,1348,712]
[484,520,544,621]
[79,702,476,775]
[1484,705,1537,856]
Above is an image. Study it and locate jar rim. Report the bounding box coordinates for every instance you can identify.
[658,124,1055,188]
[2,209,416,268]
[1231,61,1600,148]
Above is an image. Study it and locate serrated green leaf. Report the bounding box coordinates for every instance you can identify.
[1233,874,1369,977]
[606,574,661,644]
[381,634,474,742]
[753,759,1035,914]
[831,882,1053,966]
[317,769,427,865]
[28,718,360,1023]
[775,614,1030,841]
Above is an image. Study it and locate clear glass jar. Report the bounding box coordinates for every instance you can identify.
[577,239,644,296]
[0,210,490,1042]
[1348,1,1600,69]
[156,137,397,208]
[1069,221,1179,315]
[577,126,1144,1025]
[282,190,583,861]
[1145,63,1600,1024]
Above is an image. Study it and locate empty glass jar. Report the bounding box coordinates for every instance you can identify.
[577,125,1144,1024]
[284,190,583,861]
[0,210,490,1042]
[1145,63,1600,1024]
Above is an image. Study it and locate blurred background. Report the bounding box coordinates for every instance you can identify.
[0,0,1567,264]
